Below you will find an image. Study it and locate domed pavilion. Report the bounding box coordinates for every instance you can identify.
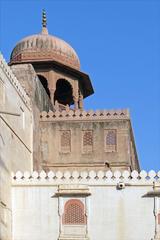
[9,10,94,109]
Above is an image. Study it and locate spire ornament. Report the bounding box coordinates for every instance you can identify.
[41,9,48,35]
[42,9,47,27]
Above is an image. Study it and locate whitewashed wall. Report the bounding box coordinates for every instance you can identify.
[12,170,160,240]
[89,186,154,240]
[12,186,59,240]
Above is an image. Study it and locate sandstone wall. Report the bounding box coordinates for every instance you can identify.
[11,64,53,171]
[39,110,139,172]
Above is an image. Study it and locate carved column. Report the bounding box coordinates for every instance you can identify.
[73,80,79,110]
[85,196,90,238]
[58,197,63,237]
[73,96,79,110]
[48,70,56,106]
[50,88,55,105]
[79,92,83,110]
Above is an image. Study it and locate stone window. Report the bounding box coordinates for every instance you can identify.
[82,130,93,153]
[60,130,71,153]
[62,199,86,225]
[105,129,117,152]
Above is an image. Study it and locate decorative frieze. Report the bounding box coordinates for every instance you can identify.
[40,109,130,122]
[12,170,160,186]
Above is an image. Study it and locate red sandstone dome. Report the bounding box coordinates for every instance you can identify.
[9,19,80,70]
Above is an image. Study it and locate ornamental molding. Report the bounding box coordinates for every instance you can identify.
[40,109,130,122]
[12,170,160,186]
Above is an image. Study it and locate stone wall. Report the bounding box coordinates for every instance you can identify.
[0,54,33,240]
[12,170,160,240]
[11,63,53,170]
[39,110,139,172]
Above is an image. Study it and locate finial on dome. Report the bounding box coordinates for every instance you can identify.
[42,9,47,27]
[41,9,48,35]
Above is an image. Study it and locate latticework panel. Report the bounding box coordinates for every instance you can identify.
[60,130,71,153]
[105,129,117,152]
[82,130,93,153]
[63,199,86,225]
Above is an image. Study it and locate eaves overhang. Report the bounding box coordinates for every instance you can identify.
[9,59,94,99]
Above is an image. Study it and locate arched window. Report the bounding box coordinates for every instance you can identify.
[62,199,86,225]
[37,75,50,98]
[54,79,73,106]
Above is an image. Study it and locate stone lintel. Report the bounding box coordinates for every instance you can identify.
[55,184,91,197]
[59,237,89,240]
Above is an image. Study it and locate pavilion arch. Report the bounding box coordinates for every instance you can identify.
[37,74,50,98]
[54,78,73,106]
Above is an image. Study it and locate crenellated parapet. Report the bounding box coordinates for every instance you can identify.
[40,109,130,121]
[0,53,31,109]
[12,170,160,186]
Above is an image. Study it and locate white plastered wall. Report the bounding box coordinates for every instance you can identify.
[11,170,159,240]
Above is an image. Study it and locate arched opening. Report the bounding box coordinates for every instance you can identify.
[54,79,73,106]
[62,199,86,225]
[37,75,50,98]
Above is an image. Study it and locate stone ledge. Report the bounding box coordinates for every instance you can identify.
[59,237,89,240]
[40,109,130,121]
[54,184,91,197]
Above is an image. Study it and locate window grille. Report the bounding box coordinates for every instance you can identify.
[60,130,71,153]
[82,130,93,153]
[105,129,117,152]
[63,199,86,225]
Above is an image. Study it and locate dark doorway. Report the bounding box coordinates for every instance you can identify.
[54,79,73,105]
[38,75,50,98]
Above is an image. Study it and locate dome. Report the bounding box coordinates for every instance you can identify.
[10,12,80,70]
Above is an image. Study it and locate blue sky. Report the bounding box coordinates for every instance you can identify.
[0,0,160,171]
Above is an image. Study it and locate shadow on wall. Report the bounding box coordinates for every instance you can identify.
[35,76,53,112]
